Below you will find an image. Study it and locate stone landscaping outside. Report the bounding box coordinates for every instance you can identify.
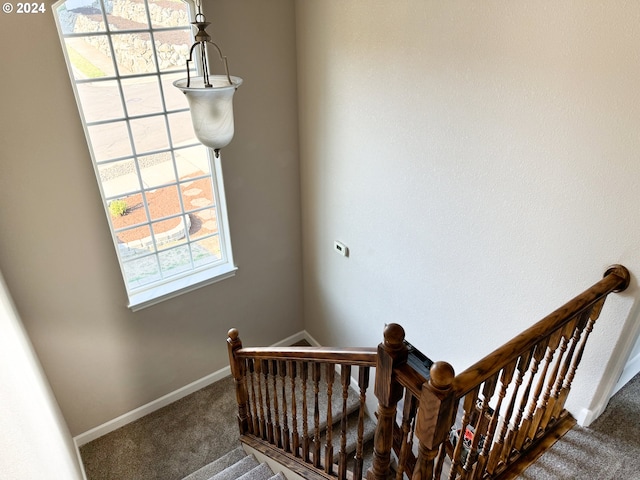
[58,0,191,74]
[110,173,217,244]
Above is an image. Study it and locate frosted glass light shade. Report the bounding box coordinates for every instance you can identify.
[173,75,243,150]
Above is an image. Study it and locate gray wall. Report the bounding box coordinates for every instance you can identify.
[0,0,302,436]
[296,1,640,424]
[3,0,640,439]
[0,271,83,479]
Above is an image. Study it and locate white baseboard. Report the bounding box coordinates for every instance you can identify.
[73,329,313,448]
[73,437,89,480]
[302,329,322,347]
[576,407,596,427]
[74,364,232,447]
[272,329,314,348]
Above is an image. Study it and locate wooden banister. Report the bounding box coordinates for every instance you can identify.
[234,346,378,366]
[452,264,630,397]
[395,362,428,397]
[227,329,376,480]
[412,264,631,480]
[226,264,631,480]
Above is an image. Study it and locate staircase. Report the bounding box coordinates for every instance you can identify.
[224,265,631,480]
[182,373,377,480]
[182,447,286,480]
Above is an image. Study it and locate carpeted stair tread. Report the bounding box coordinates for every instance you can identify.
[181,447,247,480]
[183,449,282,480]
[318,409,377,464]
[210,454,259,480]
[236,462,276,480]
[267,473,286,480]
[266,375,363,436]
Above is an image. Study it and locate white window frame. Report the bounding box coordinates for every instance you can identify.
[53,0,236,310]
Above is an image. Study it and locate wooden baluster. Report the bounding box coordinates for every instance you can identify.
[279,360,290,452]
[353,366,370,480]
[502,345,539,459]
[540,317,580,429]
[367,324,409,480]
[301,362,311,463]
[551,301,602,422]
[338,364,351,480]
[313,362,322,468]
[459,373,498,480]
[247,359,260,435]
[484,363,516,475]
[289,360,300,456]
[433,442,448,480]
[498,350,533,467]
[325,363,335,475]
[255,359,266,439]
[546,319,584,415]
[448,387,479,480]
[396,391,417,480]
[226,329,250,434]
[515,338,549,450]
[528,330,563,440]
[262,359,274,444]
[549,310,591,422]
[409,392,420,476]
[411,361,456,480]
[243,358,254,435]
[271,360,282,448]
[467,373,499,479]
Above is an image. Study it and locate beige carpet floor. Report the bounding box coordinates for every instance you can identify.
[79,370,640,480]
[519,372,640,479]
[80,376,239,480]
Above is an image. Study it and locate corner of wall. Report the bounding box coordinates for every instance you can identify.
[611,351,640,397]
[74,328,313,447]
[577,401,608,427]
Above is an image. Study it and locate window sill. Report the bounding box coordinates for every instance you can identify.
[127,263,238,311]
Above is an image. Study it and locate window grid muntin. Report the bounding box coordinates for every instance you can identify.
[56,0,229,295]
[98,147,208,206]
[109,176,217,240]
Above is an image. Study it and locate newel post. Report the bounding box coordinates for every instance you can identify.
[366,323,409,480]
[412,361,456,480]
[227,328,250,434]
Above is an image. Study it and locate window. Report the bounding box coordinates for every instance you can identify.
[54,0,236,310]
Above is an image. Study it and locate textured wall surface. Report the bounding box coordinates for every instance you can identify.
[2,0,640,441]
[0,272,83,479]
[296,1,640,423]
[0,0,302,436]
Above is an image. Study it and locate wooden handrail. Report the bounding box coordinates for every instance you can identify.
[234,346,378,366]
[395,362,427,397]
[405,264,632,480]
[452,264,630,397]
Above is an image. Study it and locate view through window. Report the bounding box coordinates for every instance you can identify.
[54,0,235,308]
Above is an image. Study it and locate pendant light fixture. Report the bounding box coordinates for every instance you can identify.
[174,3,242,157]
